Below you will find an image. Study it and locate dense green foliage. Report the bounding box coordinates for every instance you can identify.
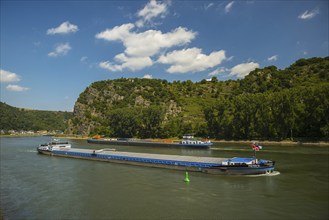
[0,102,73,132]
[105,106,165,138]
[204,85,329,140]
[69,57,329,140]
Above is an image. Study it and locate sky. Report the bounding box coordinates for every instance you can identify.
[0,0,328,111]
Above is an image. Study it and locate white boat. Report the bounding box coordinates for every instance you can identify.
[38,139,71,152]
[179,139,212,147]
[87,134,213,148]
[179,133,212,147]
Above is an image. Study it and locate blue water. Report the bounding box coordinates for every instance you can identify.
[1,136,328,219]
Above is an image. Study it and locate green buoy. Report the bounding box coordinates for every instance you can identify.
[184,171,190,182]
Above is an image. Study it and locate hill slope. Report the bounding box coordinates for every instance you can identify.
[0,102,73,132]
[67,57,329,140]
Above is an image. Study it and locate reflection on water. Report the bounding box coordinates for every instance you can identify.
[1,136,328,219]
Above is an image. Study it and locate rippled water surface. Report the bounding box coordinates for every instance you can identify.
[1,136,328,219]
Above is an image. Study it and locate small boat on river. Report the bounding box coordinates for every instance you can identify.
[38,139,71,151]
[37,140,276,176]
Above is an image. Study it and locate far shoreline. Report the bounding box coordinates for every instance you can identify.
[62,136,329,146]
[211,139,329,146]
[1,134,328,146]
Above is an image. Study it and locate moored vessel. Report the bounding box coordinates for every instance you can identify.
[87,134,213,148]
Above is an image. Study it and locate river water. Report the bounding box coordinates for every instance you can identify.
[1,136,328,219]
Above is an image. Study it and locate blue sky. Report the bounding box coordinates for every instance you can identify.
[1,0,328,111]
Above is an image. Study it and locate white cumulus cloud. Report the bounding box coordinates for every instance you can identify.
[47,21,79,35]
[99,61,119,72]
[136,0,169,27]
[48,43,71,57]
[205,3,214,10]
[96,23,196,72]
[99,55,153,72]
[208,67,229,77]
[96,24,196,57]
[225,1,234,13]
[230,62,259,78]
[158,48,226,74]
[96,23,134,42]
[267,55,278,62]
[0,69,21,83]
[143,74,153,79]
[6,84,29,92]
[95,1,232,74]
[298,8,319,20]
[80,56,88,62]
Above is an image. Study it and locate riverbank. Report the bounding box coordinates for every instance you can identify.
[0,134,88,139]
[1,134,328,146]
[212,139,329,146]
[77,136,329,146]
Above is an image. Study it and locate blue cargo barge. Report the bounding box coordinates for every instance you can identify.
[37,141,276,175]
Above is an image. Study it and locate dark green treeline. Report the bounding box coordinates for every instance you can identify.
[92,84,329,141]
[0,102,73,132]
[204,85,329,140]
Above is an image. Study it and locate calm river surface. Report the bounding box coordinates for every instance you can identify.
[1,136,328,219]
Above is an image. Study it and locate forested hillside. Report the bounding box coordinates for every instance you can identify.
[205,57,329,140]
[0,102,73,132]
[68,57,329,140]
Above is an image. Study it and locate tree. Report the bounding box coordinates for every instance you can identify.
[108,108,140,138]
[139,106,165,138]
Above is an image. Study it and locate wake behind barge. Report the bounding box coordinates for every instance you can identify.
[37,141,276,175]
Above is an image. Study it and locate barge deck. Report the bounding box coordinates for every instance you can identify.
[37,145,276,175]
[49,148,227,167]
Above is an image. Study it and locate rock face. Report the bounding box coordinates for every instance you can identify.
[67,78,183,136]
[165,100,181,120]
[135,95,150,107]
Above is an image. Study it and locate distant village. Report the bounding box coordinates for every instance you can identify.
[1,130,64,136]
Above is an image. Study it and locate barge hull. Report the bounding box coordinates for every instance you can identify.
[37,148,274,175]
[38,149,222,172]
[39,151,205,172]
[203,166,275,175]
